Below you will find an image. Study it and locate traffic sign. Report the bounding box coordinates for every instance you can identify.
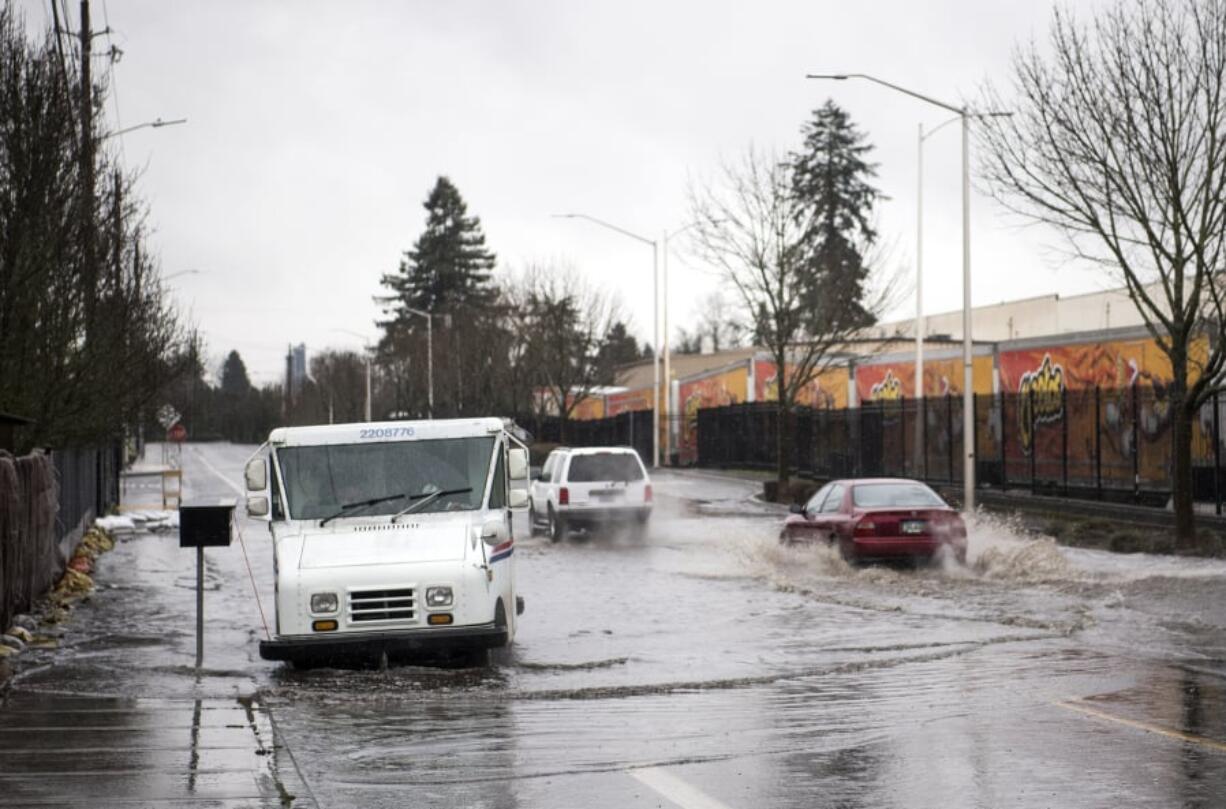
[167,423,188,443]
[157,404,181,430]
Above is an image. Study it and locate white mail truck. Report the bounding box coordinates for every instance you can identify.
[243,418,528,666]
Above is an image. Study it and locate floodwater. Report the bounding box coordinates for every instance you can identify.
[2,443,1225,808]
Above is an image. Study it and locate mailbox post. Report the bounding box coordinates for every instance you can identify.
[178,499,235,668]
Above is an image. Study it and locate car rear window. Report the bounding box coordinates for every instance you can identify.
[567,452,644,482]
[852,483,945,508]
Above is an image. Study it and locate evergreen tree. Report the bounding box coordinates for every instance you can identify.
[595,321,641,382]
[220,350,252,396]
[379,176,497,324]
[788,100,882,332]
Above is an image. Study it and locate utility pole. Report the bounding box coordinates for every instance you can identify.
[427,314,434,419]
[112,169,122,287]
[79,0,96,330]
[284,346,292,418]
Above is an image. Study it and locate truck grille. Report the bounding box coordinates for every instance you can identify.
[348,587,415,623]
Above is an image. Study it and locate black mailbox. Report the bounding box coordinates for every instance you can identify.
[179,499,235,548]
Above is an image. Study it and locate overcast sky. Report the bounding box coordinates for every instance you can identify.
[23,0,1110,385]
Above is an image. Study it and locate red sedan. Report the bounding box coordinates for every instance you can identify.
[781,478,967,565]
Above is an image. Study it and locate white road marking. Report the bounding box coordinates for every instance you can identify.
[191,446,245,497]
[631,767,737,809]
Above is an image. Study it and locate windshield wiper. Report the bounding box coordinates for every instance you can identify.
[319,492,407,526]
[390,487,473,523]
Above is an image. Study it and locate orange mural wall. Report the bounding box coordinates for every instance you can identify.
[569,394,606,421]
[855,355,994,403]
[677,366,749,463]
[996,336,1193,393]
[754,361,849,409]
[994,335,1209,483]
[606,387,655,416]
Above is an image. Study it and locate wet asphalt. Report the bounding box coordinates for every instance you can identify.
[2,442,1225,808]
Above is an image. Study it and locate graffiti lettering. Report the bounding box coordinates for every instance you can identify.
[870,370,903,402]
[1018,354,1064,454]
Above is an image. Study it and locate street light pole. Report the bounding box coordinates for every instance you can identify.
[662,229,671,464]
[553,214,660,467]
[960,112,973,508]
[914,114,961,471]
[405,308,435,419]
[807,73,1008,513]
[365,359,372,422]
[916,121,924,405]
[331,328,375,422]
[661,222,706,464]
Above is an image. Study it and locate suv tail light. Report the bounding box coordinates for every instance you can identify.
[644,484,653,503]
[558,486,569,506]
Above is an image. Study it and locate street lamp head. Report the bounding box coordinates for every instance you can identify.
[105,117,187,140]
[806,74,849,80]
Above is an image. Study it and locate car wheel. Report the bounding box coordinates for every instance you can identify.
[548,507,567,543]
[837,539,856,565]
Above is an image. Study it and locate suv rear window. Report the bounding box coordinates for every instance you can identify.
[566,452,644,482]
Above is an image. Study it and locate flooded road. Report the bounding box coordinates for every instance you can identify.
[5,442,1226,808]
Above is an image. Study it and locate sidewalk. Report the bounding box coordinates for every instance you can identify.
[0,505,314,806]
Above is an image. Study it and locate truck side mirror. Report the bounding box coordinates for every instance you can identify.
[508,489,528,510]
[246,495,270,519]
[508,448,529,481]
[481,518,505,545]
[244,458,267,491]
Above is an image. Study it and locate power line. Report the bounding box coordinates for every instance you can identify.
[100,0,124,163]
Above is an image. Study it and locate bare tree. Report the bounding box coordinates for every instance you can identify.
[675,291,745,355]
[0,10,186,452]
[311,350,368,424]
[689,148,895,487]
[978,0,1226,547]
[518,264,622,442]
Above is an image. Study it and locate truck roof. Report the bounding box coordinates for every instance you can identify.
[269,417,506,447]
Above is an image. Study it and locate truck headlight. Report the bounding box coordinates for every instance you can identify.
[310,592,339,613]
[425,586,453,608]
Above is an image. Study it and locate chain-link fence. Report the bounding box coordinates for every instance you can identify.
[695,387,1226,509]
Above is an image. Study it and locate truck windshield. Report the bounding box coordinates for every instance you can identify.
[276,437,495,521]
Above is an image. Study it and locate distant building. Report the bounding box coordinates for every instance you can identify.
[288,343,308,396]
[866,283,1159,342]
[284,343,309,416]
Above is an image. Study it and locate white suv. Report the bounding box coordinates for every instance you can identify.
[528,447,653,541]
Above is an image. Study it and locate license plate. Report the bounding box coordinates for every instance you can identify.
[592,490,622,501]
[900,520,926,535]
